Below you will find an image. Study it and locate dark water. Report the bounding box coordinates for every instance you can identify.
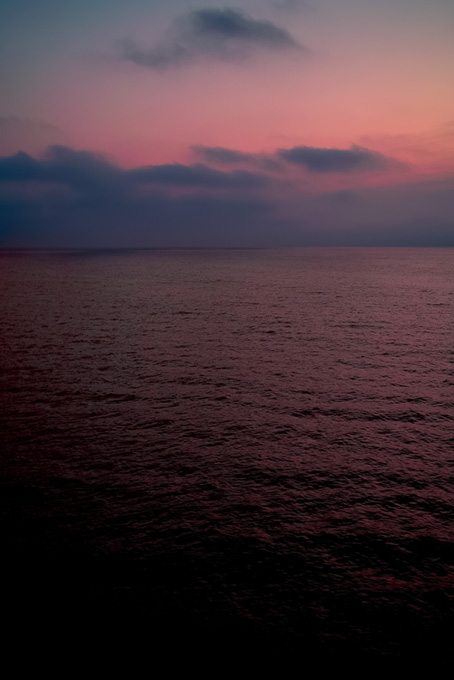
[1,248,453,662]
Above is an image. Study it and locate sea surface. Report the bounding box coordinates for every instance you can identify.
[1,248,453,662]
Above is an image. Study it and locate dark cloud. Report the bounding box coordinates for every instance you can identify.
[193,145,284,172]
[0,186,276,249]
[2,174,453,248]
[194,143,393,174]
[192,145,258,165]
[278,144,391,172]
[186,7,297,46]
[118,7,302,69]
[0,151,39,182]
[127,162,267,188]
[0,146,268,192]
[0,147,120,195]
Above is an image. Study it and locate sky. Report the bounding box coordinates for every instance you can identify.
[1,0,453,247]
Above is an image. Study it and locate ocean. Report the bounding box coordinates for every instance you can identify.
[1,248,453,662]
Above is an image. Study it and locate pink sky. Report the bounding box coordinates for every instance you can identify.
[1,1,453,246]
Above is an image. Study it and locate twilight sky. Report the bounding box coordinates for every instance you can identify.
[1,0,453,246]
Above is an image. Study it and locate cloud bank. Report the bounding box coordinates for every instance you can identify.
[1,144,453,248]
[118,7,302,69]
[0,146,269,191]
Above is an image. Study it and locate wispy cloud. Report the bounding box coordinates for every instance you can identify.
[0,116,64,156]
[117,7,303,69]
[272,0,312,11]
[192,145,283,171]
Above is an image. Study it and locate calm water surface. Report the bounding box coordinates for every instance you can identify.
[1,248,453,661]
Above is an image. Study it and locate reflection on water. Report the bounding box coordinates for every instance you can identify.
[1,248,453,660]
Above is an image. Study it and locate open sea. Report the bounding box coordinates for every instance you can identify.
[1,248,453,664]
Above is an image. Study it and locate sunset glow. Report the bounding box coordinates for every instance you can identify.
[1,0,453,246]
